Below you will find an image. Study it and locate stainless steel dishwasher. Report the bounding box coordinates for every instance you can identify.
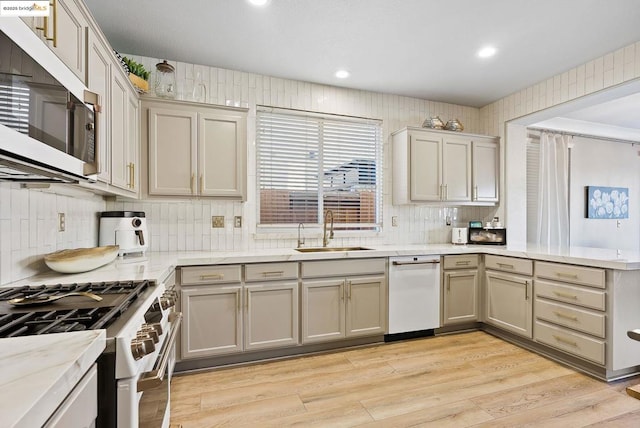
[386,255,441,341]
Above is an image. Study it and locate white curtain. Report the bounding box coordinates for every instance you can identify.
[536,132,570,250]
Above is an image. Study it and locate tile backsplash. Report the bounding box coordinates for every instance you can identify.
[0,183,105,284]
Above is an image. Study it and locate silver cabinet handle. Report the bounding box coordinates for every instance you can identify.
[392,260,440,266]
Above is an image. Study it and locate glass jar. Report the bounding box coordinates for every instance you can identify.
[154,60,176,99]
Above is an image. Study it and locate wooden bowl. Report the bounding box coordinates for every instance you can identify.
[44,245,119,273]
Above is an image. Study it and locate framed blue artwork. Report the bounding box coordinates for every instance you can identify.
[586,186,629,219]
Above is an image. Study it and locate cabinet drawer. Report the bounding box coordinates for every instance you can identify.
[443,254,478,270]
[535,279,606,311]
[301,258,385,278]
[535,298,605,338]
[534,320,605,365]
[180,265,242,285]
[245,262,298,281]
[485,255,532,276]
[535,261,605,289]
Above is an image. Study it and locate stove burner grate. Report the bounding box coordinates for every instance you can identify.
[0,280,152,338]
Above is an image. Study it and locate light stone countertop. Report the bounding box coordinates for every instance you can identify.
[4,243,640,288]
[0,330,105,428]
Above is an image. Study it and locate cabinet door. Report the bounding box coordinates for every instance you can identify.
[442,136,472,201]
[181,285,243,359]
[442,270,478,325]
[86,28,111,183]
[148,107,197,195]
[345,275,386,337]
[47,0,87,81]
[302,279,345,344]
[472,138,499,202]
[126,90,139,194]
[110,71,128,190]
[410,133,442,201]
[245,281,299,350]
[485,271,532,338]
[199,111,246,199]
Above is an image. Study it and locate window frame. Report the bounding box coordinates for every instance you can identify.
[256,106,383,234]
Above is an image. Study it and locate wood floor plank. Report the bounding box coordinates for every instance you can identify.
[585,409,640,427]
[471,389,640,428]
[357,399,494,428]
[470,372,607,418]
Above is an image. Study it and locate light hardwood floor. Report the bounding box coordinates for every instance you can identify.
[170,331,640,427]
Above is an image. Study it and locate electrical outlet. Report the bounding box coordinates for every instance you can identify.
[58,213,65,232]
[391,216,398,227]
[211,216,224,228]
[617,220,622,228]
[234,216,242,228]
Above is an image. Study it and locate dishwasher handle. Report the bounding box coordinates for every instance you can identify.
[392,260,440,266]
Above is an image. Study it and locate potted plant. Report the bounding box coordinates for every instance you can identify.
[122,56,150,93]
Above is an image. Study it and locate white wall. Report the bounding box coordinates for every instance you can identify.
[569,137,640,252]
[107,55,497,253]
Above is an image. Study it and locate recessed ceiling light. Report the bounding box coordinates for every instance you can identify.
[335,70,350,79]
[478,46,497,58]
[248,0,269,6]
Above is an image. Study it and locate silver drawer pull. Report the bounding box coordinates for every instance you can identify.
[553,290,578,300]
[262,271,285,277]
[497,263,514,269]
[455,260,471,266]
[553,334,578,347]
[553,311,578,322]
[200,273,224,280]
[556,272,579,279]
[392,260,440,266]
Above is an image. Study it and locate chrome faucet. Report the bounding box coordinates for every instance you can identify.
[323,209,334,247]
[297,223,305,248]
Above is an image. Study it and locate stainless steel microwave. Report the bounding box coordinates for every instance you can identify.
[0,21,99,182]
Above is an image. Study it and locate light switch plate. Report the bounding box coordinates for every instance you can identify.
[211,216,224,228]
[58,213,65,232]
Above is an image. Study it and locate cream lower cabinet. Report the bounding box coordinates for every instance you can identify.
[181,284,243,359]
[244,262,299,351]
[179,265,243,359]
[301,259,387,344]
[142,98,247,199]
[442,255,479,325]
[484,255,533,338]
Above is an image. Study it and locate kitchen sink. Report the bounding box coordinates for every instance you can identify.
[295,246,372,253]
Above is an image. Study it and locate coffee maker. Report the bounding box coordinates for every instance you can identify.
[99,211,148,256]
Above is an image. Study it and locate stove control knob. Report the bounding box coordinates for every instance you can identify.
[131,337,156,360]
[137,329,159,344]
[159,295,175,310]
[142,322,163,337]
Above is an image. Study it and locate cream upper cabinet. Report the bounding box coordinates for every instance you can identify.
[85,27,111,183]
[472,138,499,202]
[110,70,139,195]
[442,135,472,201]
[392,127,499,205]
[142,99,247,199]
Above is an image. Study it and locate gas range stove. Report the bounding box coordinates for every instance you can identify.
[0,277,180,427]
[0,280,154,338]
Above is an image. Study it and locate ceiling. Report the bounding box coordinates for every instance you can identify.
[84,0,640,109]
[84,1,640,140]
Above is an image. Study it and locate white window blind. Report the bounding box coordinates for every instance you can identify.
[526,131,540,244]
[0,78,29,135]
[257,108,382,230]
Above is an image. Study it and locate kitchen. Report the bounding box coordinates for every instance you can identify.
[2,0,640,426]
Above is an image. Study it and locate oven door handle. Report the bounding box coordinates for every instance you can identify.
[137,312,182,392]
